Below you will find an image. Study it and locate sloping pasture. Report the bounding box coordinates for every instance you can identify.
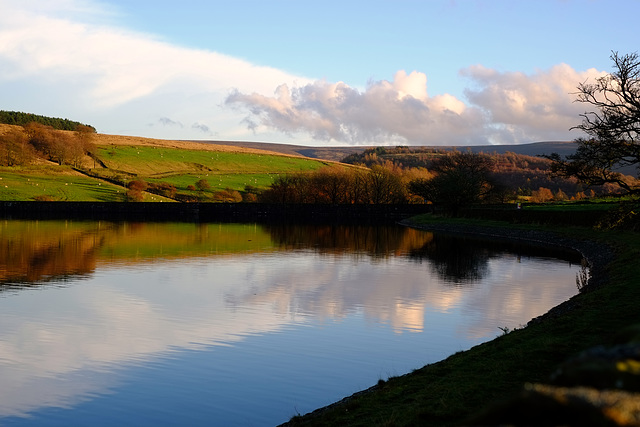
[0,167,127,202]
[93,145,335,193]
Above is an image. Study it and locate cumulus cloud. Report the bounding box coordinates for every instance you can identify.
[226,70,487,145]
[460,64,606,144]
[226,65,606,146]
[0,0,607,145]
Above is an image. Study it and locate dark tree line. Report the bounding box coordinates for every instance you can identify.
[409,152,498,214]
[0,110,95,132]
[257,148,624,213]
[258,166,409,204]
[341,146,593,198]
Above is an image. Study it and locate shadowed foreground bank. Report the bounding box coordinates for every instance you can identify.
[280,216,640,427]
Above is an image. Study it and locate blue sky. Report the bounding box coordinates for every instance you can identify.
[0,0,637,146]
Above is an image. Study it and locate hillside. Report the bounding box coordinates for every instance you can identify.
[1,119,634,202]
[0,109,583,161]
[0,124,346,202]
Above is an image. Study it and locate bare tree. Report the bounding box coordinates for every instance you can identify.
[547,51,640,194]
[409,152,494,215]
[363,165,406,204]
[0,128,35,166]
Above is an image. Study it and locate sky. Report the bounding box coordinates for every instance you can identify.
[0,0,637,147]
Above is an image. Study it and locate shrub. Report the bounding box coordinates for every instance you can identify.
[555,189,568,201]
[214,188,243,202]
[531,187,554,203]
[147,182,176,198]
[242,192,258,203]
[126,189,145,202]
[127,179,147,192]
[258,166,409,204]
[195,179,210,191]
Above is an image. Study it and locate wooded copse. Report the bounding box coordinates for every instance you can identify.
[340,147,630,204]
[0,110,96,132]
[0,122,96,167]
[257,165,418,204]
[256,150,628,208]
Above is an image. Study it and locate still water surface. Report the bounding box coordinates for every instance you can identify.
[0,220,582,426]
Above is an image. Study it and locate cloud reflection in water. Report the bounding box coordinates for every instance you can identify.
[0,220,581,423]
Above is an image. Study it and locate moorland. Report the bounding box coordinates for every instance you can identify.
[0,120,617,205]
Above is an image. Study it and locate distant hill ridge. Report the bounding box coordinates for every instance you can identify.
[1,109,576,160]
[195,140,640,178]
[196,140,578,162]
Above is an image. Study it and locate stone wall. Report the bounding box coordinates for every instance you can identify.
[0,202,432,224]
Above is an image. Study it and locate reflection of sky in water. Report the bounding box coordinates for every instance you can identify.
[0,232,580,426]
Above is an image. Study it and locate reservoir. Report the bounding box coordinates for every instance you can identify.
[0,220,582,426]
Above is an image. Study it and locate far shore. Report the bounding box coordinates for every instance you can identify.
[0,201,431,223]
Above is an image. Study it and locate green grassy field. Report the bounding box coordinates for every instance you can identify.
[0,167,127,202]
[92,145,334,200]
[98,145,327,175]
[0,141,337,201]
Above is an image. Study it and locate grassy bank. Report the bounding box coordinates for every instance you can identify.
[283,215,640,426]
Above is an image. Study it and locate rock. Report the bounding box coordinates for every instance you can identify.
[468,384,640,426]
[468,339,640,426]
[550,343,640,392]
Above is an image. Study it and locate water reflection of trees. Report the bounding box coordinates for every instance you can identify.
[1,221,269,287]
[0,221,435,289]
[264,224,434,258]
[408,233,583,284]
[408,234,491,283]
[0,225,104,287]
[0,220,582,290]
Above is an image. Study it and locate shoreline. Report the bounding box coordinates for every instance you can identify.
[398,218,615,292]
[280,217,620,426]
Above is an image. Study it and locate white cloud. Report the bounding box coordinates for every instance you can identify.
[0,0,608,145]
[0,5,301,106]
[0,0,309,139]
[226,63,607,146]
[461,63,606,144]
[158,117,183,128]
[226,71,488,145]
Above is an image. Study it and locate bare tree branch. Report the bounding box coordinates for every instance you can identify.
[548,51,640,194]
